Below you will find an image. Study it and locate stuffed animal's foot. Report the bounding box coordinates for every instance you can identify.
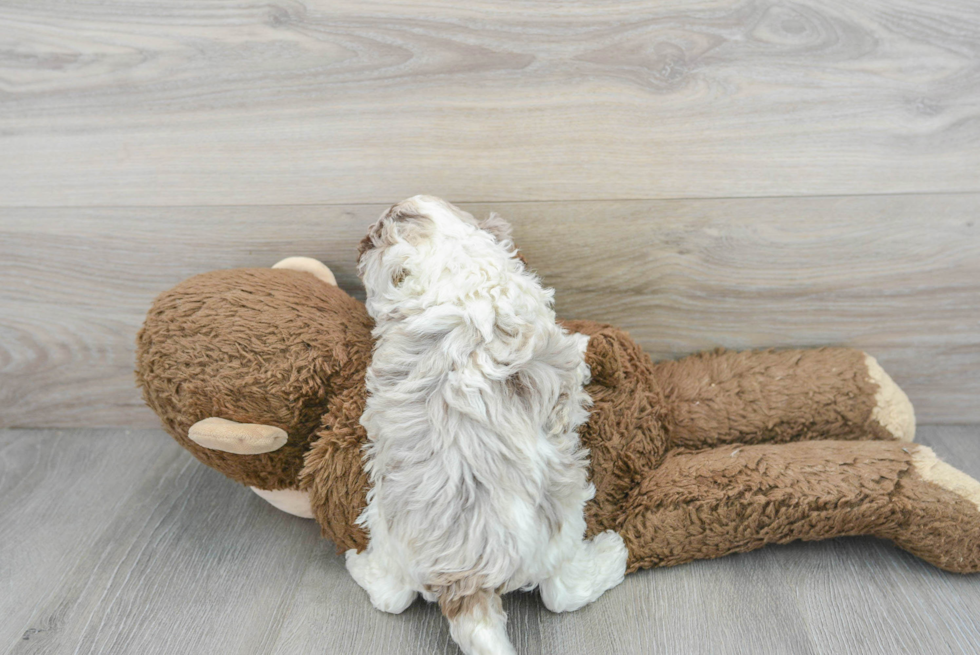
[540,530,628,613]
[911,446,980,509]
[883,444,980,573]
[864,354,915,442]
[249,487,314,519]
[345,548,418,614]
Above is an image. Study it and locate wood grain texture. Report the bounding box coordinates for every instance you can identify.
[1,0,979,206]
[2,194,978,428]
[0,429,179,651]
[3,426,980,654]
[1,429,328,655]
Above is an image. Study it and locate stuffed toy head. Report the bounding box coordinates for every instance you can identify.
[136,263,372,492]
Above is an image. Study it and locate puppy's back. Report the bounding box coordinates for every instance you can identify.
[357,196,594,655]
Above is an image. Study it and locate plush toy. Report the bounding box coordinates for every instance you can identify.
[136,255,980,580]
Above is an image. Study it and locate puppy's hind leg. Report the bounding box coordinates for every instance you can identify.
[345,547,418,614]
[540,530,628,613]
[439,589,515,655]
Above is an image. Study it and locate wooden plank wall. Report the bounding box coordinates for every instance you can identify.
[1,0,979,427]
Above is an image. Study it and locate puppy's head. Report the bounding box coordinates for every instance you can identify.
[357,196,517,319]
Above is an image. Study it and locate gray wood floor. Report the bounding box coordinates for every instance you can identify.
[3,426,979,655]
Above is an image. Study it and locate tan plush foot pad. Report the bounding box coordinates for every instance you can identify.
[865,354,916,442]
[250,487,315,519]
[912,446,980,511]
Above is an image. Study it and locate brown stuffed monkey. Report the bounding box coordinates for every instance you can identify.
[136,249,980,577]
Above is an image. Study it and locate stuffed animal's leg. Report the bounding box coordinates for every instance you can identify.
[619,440,980,574]
[654,347,914,449]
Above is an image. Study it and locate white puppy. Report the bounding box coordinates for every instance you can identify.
[349,196,627,655]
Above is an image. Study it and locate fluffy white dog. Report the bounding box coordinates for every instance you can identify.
[350,196,627,655]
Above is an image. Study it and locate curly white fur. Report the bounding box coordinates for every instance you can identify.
[348,196,627,655]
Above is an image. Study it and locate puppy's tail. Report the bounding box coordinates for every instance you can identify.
[438,588,515,655]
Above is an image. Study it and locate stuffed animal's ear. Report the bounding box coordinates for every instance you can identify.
[272,256,337,286]
[188,417,288,454]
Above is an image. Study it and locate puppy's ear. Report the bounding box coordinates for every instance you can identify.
[480,212,530,267]
[357,202,430,262]
[356,231,377,262]
[478,212,513,244]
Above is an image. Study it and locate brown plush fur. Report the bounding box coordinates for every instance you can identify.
[136,268,980,574]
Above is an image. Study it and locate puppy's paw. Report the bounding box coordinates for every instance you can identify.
[345,549,418,614]
[540,531,627,613]
[590,530,629,592]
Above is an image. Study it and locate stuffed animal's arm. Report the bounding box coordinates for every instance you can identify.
[618,440,980,574]
[654,347,915,449]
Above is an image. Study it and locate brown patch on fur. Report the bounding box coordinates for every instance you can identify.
[391,267,408,287]
[505,372,531,400]
[426,571,488,598]
[439,591,489,620]
[437,586,503,623]
[358,202,431,263]
[356,233,375,261]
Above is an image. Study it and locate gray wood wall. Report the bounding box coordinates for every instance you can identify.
[2,0,979,427]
